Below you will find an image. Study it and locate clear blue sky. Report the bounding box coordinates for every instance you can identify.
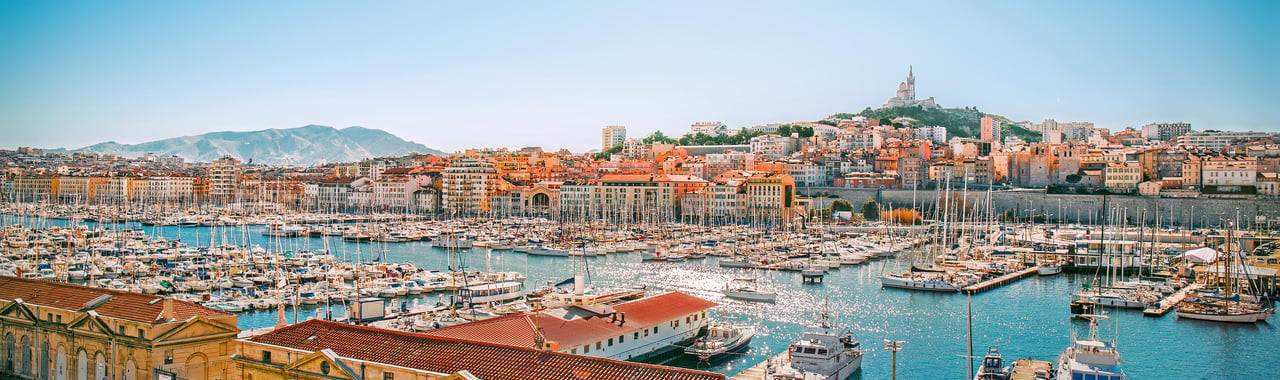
[1,1,1276,153]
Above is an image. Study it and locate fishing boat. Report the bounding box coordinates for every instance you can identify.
[722,277,776,302]
[683,321,755,361]
[1056,314,1125,380]
[766,304,863,380]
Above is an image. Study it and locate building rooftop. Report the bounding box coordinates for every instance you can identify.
[424,291,718,349]
[248,318,725,380]
[0,276,232,324]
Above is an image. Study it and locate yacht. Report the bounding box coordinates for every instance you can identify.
[458,281,524,305]
[1056,314,1125,380]
[1037,262,1063,276]
[684,321,755,361]
[878,272,973,292]
[722,277,777,302]
[973,348,1011,380]
[766,307,863,380]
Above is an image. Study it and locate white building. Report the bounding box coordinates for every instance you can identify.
[688,122,727,136]
[750,135,793,159]
[916,126,947,144]
[1177,131,1274,150]
[602,125,626,151]
[1201,155,1257,190]
[210,155,242,202]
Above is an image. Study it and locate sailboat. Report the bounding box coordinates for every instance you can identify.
[1175,220,1273,323]
[722,276,777,302]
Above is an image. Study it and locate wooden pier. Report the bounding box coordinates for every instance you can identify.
[963,266,1041,294]
[730,350,789,380]
[1143,283,1203,317]
[1010,359,1053,380]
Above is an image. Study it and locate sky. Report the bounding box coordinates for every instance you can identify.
[0,1,1276,153]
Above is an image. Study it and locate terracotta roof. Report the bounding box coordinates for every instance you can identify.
[0,276,232,324]
[250,319,725,380]
[424,292,718,349]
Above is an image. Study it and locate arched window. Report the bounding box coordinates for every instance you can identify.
[40,341,49,379]
[94,352,106,380]
[56,346,67,380]
[76,350,87,380]
[4,333,13,371]
[124,358,136,380]
[19,335,30,375]
[185,353,209,380]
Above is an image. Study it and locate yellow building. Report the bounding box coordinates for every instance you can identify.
[0,276,240,380]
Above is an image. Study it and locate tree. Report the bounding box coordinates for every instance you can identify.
[643,131,676,144]
[831,199,853,212]
[777,125,792,136]
[1065,174,1082,184]
[797,126,815,138]
[862,199,880,221]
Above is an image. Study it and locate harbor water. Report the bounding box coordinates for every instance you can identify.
[9,216,1278,379]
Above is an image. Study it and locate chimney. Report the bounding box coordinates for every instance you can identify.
[161,298,175,321]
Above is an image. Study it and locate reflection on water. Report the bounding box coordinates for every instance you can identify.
[7,216,1279,379]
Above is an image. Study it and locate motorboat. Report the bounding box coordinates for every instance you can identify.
[684,321,755,361]
[722,277,776,302]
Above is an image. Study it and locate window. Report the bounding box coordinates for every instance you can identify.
[584,345,590,354]
[139,329,146,339]
[56,315,61,323]
[644,329,649,337]
[119,326,126,335]
[619,335,625,343]
[383,373,394,380]
[686,316,691,324]
[634,332,640,340]
[571,348,577,354]
[261,350,272,364]
[596,342,602,350]
[608,338,613,347]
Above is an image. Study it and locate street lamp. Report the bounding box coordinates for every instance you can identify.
[884,339,905,380]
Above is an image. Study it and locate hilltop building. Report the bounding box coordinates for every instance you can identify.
[882,66,939,109]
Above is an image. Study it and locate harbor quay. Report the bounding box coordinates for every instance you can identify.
[0,207,1277,379]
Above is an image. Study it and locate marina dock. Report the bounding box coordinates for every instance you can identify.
[1143,283,1203,317]
[963,266,1041,294]
[730,350,790,380]
[1011,359,1053,380]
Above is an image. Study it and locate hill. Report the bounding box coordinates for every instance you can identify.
[66,125,444,166]
[830,106,1040,143]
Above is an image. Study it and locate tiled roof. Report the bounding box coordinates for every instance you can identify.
[424,292,718,349]
[250,319,725,380]
[0,276,232,324]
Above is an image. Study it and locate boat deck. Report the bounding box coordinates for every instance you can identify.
[730,350,790,380]
[1010,358,1052,380]
[1143,282,1203,317]
[963,266,1041,294]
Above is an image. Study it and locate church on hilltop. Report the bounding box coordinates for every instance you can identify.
[882,65,939,109]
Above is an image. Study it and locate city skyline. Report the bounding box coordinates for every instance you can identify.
[1,1,1276,153]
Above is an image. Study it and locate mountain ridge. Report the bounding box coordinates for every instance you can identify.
[58,125,444,166]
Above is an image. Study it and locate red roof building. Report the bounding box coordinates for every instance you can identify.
[238,318,725,380]
[423,291,718,361]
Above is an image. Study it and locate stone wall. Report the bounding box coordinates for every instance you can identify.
[804,187,1280,228]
